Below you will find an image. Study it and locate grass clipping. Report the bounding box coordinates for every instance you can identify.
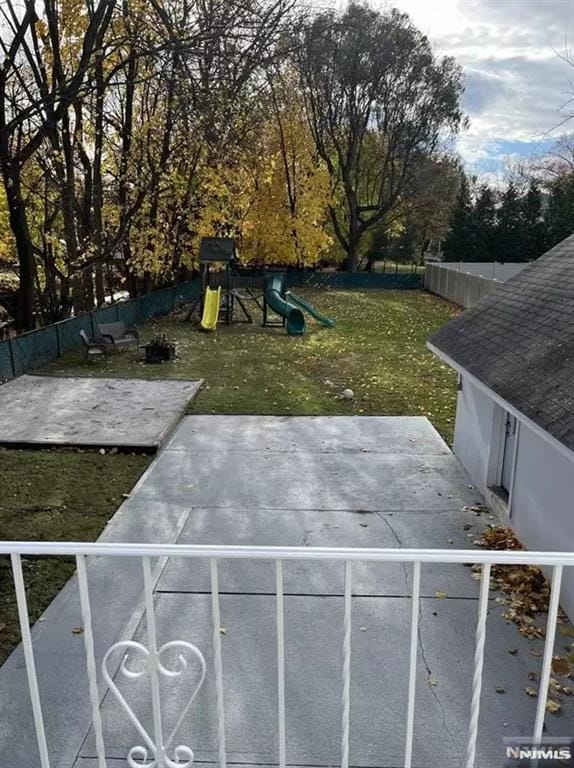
[473,525,573,715]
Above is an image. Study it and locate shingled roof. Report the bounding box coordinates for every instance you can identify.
[429,233,574,453]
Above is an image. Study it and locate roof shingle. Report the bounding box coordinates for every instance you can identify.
[429,233,574,452]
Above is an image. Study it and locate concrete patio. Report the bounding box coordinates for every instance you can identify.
[1,416,572,768]
[0,375,202,450]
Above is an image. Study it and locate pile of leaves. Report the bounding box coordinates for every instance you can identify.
[473,526,574,714]
[473,526,549,639]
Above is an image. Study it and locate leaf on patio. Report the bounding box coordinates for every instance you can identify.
[435,591,447,599]
[546,698,561,715]
[524,687,537,697]
[495,685,505,694]
[551,657,571,677]
[72,627,84,635]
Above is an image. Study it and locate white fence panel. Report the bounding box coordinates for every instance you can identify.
[425,262,528,307]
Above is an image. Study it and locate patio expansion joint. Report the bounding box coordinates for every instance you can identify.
[152,505,478,516]
[153,590,491,602]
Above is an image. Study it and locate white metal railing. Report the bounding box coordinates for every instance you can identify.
[1,541,573,768]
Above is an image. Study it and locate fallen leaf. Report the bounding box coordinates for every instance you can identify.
[524,687,537,697]
[546,698,561,715]
[219,627,226,635]
[551,657,571,677]
[495,685,505,694]
[72,627,84,635]
[435,591,447,599]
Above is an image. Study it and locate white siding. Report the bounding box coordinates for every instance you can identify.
[453,373,574,621]
[511,425,574,621]
[453,377,497,492]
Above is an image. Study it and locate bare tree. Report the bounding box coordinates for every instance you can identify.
[0,0,116,328]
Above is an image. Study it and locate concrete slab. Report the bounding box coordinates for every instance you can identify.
[165,415,452,455]
[137,449,481,510]
[4,415,570,768]
[83,593,574,768]
[0,375,202,450]
[157,507,493,598]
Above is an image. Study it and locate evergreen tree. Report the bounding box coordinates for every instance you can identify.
[443,173,474,261]
[473,185,496,262]
[520,182,545,261]
[545,174,574,249]
[495,183,523,261]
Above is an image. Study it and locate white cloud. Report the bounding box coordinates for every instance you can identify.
[375,0,574,169]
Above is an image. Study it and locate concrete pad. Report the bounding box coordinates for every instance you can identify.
[137,449,481,510]
[157,507,493,598]
[6,414,565,768]
[83,593,574,768]
[0,375,202,450]
[165,415,452,455]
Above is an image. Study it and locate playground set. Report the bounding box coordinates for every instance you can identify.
[191,238,335,336]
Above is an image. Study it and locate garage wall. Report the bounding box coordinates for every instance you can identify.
[453,376,497,493]
[453,373,574,621]
[511,424,574,621]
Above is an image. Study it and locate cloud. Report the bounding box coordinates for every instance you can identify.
[383,0,574,174]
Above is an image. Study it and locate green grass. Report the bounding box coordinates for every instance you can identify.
[45,288,458,437]
[0,451,150,663]
[1,288,457,664]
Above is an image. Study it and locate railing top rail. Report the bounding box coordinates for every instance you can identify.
[2,541,574,566]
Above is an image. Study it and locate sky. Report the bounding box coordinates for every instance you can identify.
[335,0,574,181]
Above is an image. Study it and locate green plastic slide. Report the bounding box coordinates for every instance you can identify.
[286,291,335,328]
[264,275,306,336]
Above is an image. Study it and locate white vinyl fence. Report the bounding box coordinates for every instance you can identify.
[425,262,528,308]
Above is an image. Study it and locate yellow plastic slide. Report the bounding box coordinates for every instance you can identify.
[200,286,221,331]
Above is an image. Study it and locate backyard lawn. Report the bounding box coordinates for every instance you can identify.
[0,288,458,664]
[46,288,459,437]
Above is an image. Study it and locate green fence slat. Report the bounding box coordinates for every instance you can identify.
[117,300,138,327]
[286,272,423,290]
[11,326,59,376]
[0,339,14,379]
[57,316,93,353]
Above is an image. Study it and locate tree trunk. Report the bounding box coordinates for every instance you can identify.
[3,171,35,330]
[346,240,359,273]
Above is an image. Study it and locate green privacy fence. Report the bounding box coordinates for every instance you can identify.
[286,271,423,290]
[0,271,423,381]
[0,279,201,381]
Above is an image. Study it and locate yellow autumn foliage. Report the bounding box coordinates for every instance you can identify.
[195,86,332,268]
